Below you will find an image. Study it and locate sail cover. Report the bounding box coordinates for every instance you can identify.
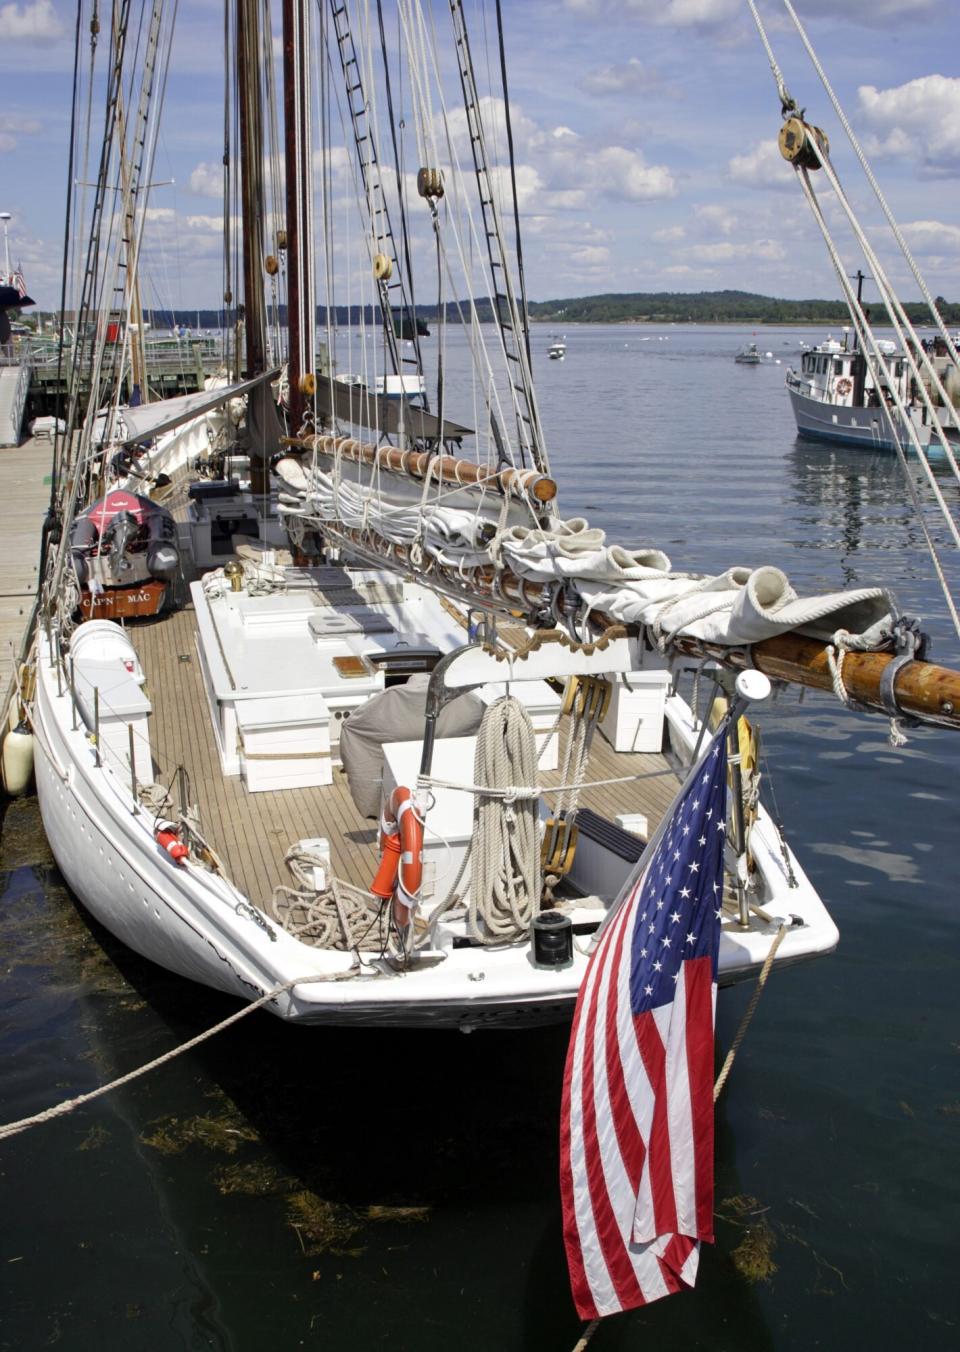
[119,368,282,444]
[315,377,472,443]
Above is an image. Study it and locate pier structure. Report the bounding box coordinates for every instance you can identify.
[0,436,51,712]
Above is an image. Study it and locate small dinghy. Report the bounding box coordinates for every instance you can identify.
[69,489,179,619]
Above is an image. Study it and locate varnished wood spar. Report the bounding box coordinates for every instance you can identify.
[314,519,960,729]
[669,631,960,729]
[283,432,557,503]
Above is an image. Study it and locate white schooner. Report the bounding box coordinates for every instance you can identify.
[18,0,960,1035]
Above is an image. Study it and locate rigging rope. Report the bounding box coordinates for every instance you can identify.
[0,971,360,1144]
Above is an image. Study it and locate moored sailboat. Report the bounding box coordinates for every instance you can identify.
[21,0,960,1040]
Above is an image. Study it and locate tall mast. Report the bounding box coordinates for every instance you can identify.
[236,0,268,380]
[282,0,314,430]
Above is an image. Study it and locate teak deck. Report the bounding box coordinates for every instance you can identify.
[129,604,679,913]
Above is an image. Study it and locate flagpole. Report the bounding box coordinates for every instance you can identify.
[588,670,772,951]
[0,213,11,280]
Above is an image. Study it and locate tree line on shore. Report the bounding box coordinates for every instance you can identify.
[28,288,960,330]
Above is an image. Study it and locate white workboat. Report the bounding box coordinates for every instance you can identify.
[786,330,934,452]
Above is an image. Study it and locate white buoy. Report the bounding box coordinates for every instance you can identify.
[2,721,35,796]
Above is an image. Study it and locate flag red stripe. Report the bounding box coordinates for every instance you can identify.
[634,1012,679,1237]
[684,957,716,1240]
[604,900,647,1194]
[580,910,646,1313]
[657,1233,698,1293]
[560,947,594,1317]
[560,900,634,1319]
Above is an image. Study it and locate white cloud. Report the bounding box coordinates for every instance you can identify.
[569,245,611,265]
[563,0,738,28]
[684,238,785,263]
[901,220,960,254]
[798,0,936,22]
[588,146,676,201]
[188,162,223,198]
[858,75,960,176]
[695,204,736,236]
[581,57,658,97]
[653,225,685,242]
[0,1,63,41]
[727,139,794,191]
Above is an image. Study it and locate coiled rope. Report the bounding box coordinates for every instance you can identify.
[468,696,541,945]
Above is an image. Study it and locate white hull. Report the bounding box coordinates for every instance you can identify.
[32,630,839,1030]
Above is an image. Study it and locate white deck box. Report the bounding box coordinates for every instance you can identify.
[237,693,332,792]
[601,669,671,753]
[382,737,477,906]
[478,680,561,770]
[72,656,154,787]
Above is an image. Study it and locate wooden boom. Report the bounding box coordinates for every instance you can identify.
[308,515,960,731]
[669,631,960,730]
[283,432,557,504]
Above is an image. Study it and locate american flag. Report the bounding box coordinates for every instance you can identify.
[560,722,729,1319]
[11,270,27,300]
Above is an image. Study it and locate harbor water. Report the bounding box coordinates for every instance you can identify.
[2,324,959,1350]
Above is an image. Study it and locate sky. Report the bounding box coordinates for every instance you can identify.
[1,0,958,312]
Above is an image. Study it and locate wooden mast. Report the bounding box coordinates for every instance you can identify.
[236,0,267,383]
[236,0,278,493]
[282,0,312,432]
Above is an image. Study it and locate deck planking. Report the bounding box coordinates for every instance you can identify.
[128,603,681,912]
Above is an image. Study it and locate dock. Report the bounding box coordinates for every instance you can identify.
[0,435,51,710]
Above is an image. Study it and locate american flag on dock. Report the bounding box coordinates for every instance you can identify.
[560,723,729,1320]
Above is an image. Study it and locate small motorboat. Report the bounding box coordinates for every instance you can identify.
[69,489,179,619]
[735,342,761,365]
[548,340,566,360]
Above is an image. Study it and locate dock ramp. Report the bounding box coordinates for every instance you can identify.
[0,362,30,448]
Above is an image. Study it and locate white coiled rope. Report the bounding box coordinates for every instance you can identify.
[468,697,541,946]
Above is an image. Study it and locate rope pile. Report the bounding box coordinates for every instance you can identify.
[272,845,385,951]
[468,697,541,945]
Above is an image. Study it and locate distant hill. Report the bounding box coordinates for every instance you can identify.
[36,288,958,330]
[525,289,960,326]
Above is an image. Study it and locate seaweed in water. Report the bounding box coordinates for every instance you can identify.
[286,1191,363,1255]
[716,1193,779,1283]
[213,1161,295,1196]
[139,1109,260,1156]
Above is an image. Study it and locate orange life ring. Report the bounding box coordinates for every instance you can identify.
[370,785,424,927]
[836,377,852,396]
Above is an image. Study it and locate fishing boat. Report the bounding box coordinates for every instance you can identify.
[21,1,960,1038]
[786,327,934,452]
[734,342,761,365]
[549,340,566,360]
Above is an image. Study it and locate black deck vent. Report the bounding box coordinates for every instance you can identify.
[575,807,646,864]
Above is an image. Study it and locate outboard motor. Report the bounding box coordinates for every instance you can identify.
[102,510,139,582]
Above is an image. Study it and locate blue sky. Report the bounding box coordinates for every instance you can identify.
[1,0,958,311]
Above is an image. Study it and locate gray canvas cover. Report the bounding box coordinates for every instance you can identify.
[340,673,484,817]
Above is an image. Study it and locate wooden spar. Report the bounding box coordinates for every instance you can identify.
[236,0,268,381]
[284,431,558,503]
[317,520,552,612]
[312,517,960,729]
[664,632,960,730]
[281,0,306,431]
